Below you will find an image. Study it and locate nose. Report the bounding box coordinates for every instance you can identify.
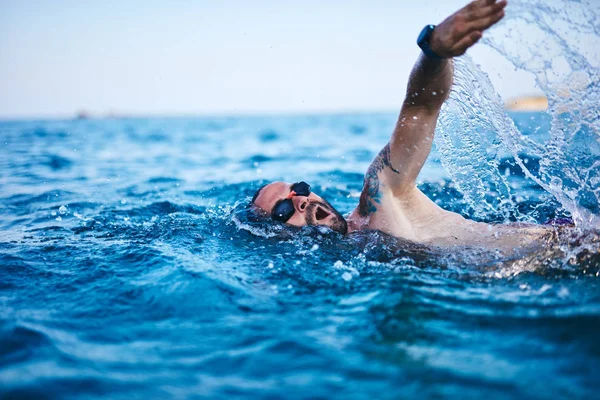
[292,195,310,213]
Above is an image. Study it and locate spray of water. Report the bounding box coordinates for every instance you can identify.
[437,0,600,228]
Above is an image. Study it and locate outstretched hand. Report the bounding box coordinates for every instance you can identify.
[430,0,507,58]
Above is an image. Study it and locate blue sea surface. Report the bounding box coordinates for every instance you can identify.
[0,113,599,399]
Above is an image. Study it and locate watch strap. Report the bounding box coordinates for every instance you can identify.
[417,25,443,60]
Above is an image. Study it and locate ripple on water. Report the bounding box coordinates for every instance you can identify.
[259,129,280,142]
[0,323,53,367]
[41,154,73,171]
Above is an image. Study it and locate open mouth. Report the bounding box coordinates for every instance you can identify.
[315,206,330,221]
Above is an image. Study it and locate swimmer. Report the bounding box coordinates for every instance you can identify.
[249,0,581,254]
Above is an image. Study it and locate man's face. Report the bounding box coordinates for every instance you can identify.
[252,181,348,234]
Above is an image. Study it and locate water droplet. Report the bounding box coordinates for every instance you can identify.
[120,199,127,205]
[550,177,563,190]
[59,205,68,214]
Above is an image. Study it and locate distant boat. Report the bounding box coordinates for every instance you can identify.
[75,110,92,120]
[505,96,548,112]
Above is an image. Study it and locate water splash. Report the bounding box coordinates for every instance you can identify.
[437,55,519,222]
[437,0,600,228]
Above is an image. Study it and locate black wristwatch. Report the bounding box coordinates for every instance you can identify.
[417,25,443,59]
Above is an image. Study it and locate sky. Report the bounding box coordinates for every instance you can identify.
[0,0,544,119]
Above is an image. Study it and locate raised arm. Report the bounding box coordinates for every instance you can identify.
[390,0,507,191]
[358,0,507,215]
[387,54,454,194]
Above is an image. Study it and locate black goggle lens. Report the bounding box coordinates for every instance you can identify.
[291,181,311,197]
[271,181,311,223]
[272,200,295,222]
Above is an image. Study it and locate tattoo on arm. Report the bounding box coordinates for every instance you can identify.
[358,144,400,217]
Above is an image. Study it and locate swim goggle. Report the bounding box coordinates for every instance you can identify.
[271,181,311,222]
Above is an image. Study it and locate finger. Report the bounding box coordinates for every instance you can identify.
[463,0,484,20]
[450,8,500,42]
[449,0,503,43]
[451,30,483,56]
[465,0,496,17]
[467,0,496,11]
[470,9,505,31]
[469,0,507,20]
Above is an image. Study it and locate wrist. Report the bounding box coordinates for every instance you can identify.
[417,25,444,60]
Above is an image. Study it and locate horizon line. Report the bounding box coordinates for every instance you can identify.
[0,108,404,123]
[0,96,547,123]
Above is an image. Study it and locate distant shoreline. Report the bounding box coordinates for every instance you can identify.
[505,96,548,112]
[0,99,552,122]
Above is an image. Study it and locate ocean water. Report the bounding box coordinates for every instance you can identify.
[2,0,600,398]
[1,111,599,400]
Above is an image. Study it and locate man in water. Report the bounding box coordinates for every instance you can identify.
[249,0,557,253]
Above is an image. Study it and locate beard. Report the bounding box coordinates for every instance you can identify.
[305,199,348,235]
